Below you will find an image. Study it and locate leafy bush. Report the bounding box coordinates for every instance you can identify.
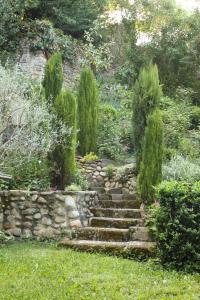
[98,104,125,161]
[29,20,76,62]
[80,152,98,163]
[163,155,200,183]
[155,181,200,272]
[105,164,115,179]
[116,166,129,184]
[72,169,89,191]
[0,66,62,176]
[189,106,200,130]
[9,159,50,191]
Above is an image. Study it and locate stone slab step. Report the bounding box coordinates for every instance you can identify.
[91,208,142,218]
[107,188,122,194]
[59,239,155,256]
[98,193,137,201]
[90,217,143,229]
[111,194,137,200]
[91,187,105,194]
[129,227,152,242]
[98,200,141,209]
[75,227,130,242]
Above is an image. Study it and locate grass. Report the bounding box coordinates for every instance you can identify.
[0,242,199,300]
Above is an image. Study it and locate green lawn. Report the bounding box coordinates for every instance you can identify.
[0,242,199,300]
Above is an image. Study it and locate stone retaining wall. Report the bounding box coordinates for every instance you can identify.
[0,190,98,239]
[78,158,137,194]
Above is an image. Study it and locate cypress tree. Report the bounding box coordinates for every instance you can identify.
[133,63,162,172]
[54,90,77,189]
[77,67,99,156]
[43,52,63,104]
[138,109,163,203]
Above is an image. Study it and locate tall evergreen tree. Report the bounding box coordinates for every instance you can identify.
[133,63,162,172]
[54,90,77,189]
[43,52,63,104]
[77,67,99,156]
[138,109,163,203]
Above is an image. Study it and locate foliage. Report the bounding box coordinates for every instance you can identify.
[32,0,108,38]
[0,231,14,245]
[116,166,129,184]
[29,20,77,62]
[77,67,99,156]
[189,106,200,130]
[43,53,63,104]
[80,152,98,163]
[133,63,162,172]
[0,180,9,191]
[82,16,113,72]
[163,155,200,183]
[54,90,77,188]
[98,103,125,160]
[161,96,200,159]
[145,203,160,240]
[0,0,40,55]
[8,159,50,191]
[72,169,89,191]
[155,181,200,272]
[0,242,200,298]
[0,66,60,176]
[105,164,115,179]
[138,109,163,203]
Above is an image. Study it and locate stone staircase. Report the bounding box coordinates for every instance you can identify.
[60,188,154,256]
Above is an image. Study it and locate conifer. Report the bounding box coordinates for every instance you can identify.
[43,53,63,104]
[138,109,163,203]
[133,63,162,172]
[77,67,99,156]
[54,90,77,188]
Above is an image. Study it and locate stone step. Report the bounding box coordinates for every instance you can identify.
[59,239,155,256]
[75,227,130,242]
[98,200,141,209]
[91,208,142,218]
[89,217,143,229]
[129,227,152,242]
[112,194,137,200]
[107,188,122,194]
[91,187,106,194]
[98,193,137,201]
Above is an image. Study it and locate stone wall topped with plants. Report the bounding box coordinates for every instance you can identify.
[78,156,137,194]
[0,190,98,239]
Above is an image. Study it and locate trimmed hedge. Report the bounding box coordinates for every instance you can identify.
[155,181,200,272]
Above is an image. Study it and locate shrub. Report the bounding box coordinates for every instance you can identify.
[77,67,99,156]
[98,103,125,161]
[133,63,162,172]
[116,166,129,184]
[72,169,89,190]
[80,152,98,163]
[0,66,60,176]
[54,90,77,189]
[163,155,200,183]
[105,164,115,179]
[138,109,163,203]
[8,159,50,191]
[155,181,200,272]
[189,106,200,130]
